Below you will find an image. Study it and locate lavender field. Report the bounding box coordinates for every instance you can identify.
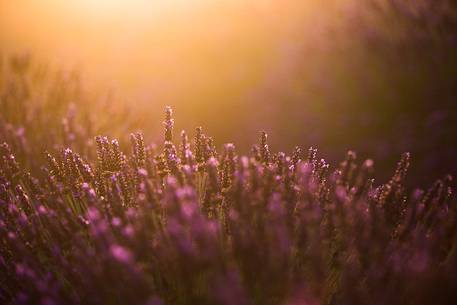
[1,1,457,304]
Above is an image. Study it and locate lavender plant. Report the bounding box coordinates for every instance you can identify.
[1,101,456,305]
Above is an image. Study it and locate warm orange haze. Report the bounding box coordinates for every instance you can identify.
[0,0,370,146]
[1,0,333,104]
[1,0,456,182]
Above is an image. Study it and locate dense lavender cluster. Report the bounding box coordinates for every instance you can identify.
[1,97,456,304]
[1,54,457,305]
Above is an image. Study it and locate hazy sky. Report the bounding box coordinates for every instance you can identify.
[1,1,349,104]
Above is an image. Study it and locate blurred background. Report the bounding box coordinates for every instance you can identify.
[1,0,456,185]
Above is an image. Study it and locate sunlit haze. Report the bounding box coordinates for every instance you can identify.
[1,0,329,100]
[1,0,455,183]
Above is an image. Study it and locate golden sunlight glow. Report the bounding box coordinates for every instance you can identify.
[63,0,197,19]
[0,0,343,112]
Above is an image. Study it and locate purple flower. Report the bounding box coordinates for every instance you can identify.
[110,244,133,264]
